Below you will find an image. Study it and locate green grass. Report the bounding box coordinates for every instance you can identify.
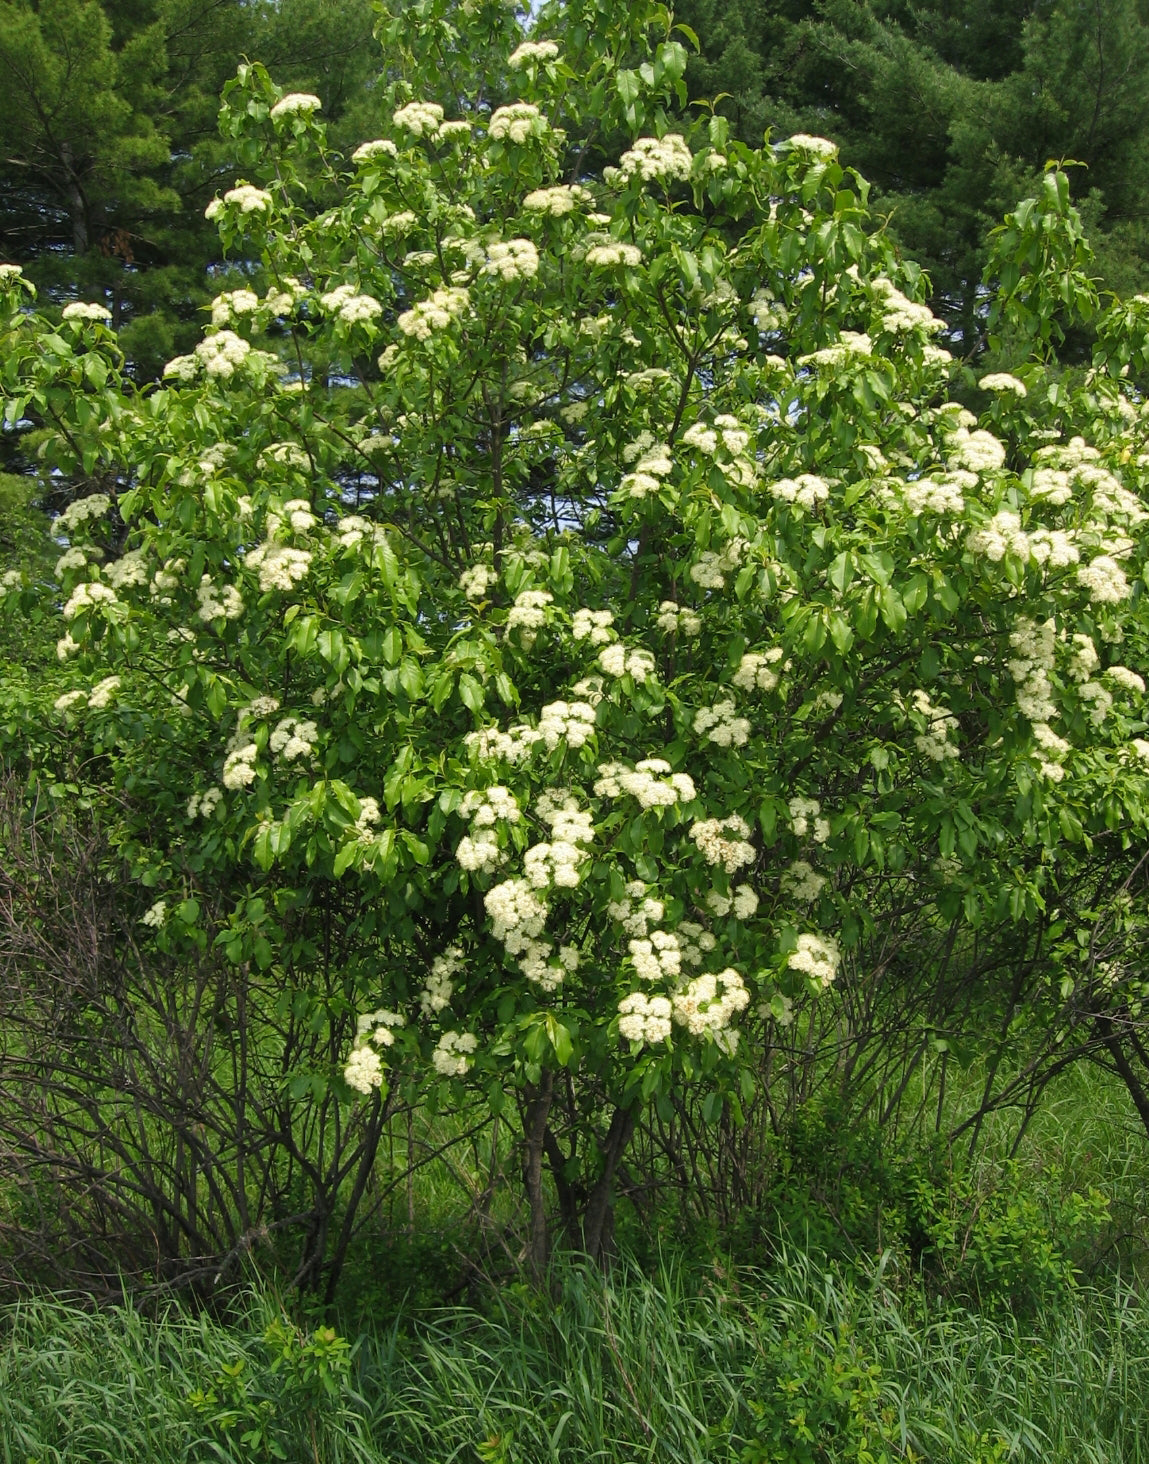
[3,1254,1148,1463]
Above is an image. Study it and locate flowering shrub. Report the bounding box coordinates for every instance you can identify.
[5,0,1149,1270]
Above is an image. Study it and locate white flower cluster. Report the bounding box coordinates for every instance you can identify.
[618,991,673,1044]
[421,944,463,1016]
[210,289,259,325]
[1008,617,1057,723]
[141,898,167,929]
[694,700,751,747]
[629,930,682,981]
[620,442,674,498]
[871,277,945,335]
[320,284,383,324]
[1032,720,1072,780]
[789,796,830,843]
[572,608,615,645]
[607,880,665,937]
[966,509,1030,563]
[1079,679,1114,728]
[1068,633,1099,683]
[1107,665,1146,695]
[1030,468,1072,505]
[1077,555,1130,605]
[397,286,470,341]
[672,969,749,1047]
[508,39,560,66]
[353,138,399,163]
[223,743,258,789]
[897,475,968,515]
[599,643,656,682]
[785,134,838,159]
[690,538,746,590]
[537,699,597,749]
[594,758,695,809]
[465,722,541,764]
[618,133,693,184]
[59,494,111,533]
[261,442,310,472]
[507,588,553,646]
[195,330,251,379]
[187,787,223,819]
[909,688,959,761]
[771,474,830,511]
[980,373,1027,397]
[524,818,592,889]
[456,785,521,874]
[196,575,244,622]
[271,92,321,119]
[432,1030,478,1077]
[266,498,318,537]
[1076,463,1147,526]
[205,184,272,219]
[459,563,496,600]
[585,241,643,268]
[484,238,540,282]
[488,102,543,144]
[781,860,827,903]
[655,601,702,637]
[799,332,872,369]
[523,183,592,216]
[270,716,317,762]
[62,301,112,323]
[732,648,784,693]
[485,877,548,948]
[62,581,118,620]
[691,815,755,872]
[393,100,445,136]
[946,427,1006,475]
[55,547,88,579]
[788,933,840,988]
[706,885,758,919]
[245,542,312,593]
[682,416,750,456]
[334,515,388,553]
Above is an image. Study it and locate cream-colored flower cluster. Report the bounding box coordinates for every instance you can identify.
[420,944,463,1017]
[196,576,244,622]
[508,39,560,67]
[572,608,615,645]
[1008,617,1057,723]
[245,542,312,593]
[456,785,522,874]
[484,238,540,282]
[732,649,784,693]
[62,301,112,323]
[872,277,946,335]
[655,601,702,636]
[781,860,827,903]
[607,880,665,937]
[459,563,496,600]
[690,537,747,590]
[599,644,655,682]
[397,286,470,341]
[788,933,840,988]
[594,758,695,809]
[205,184,272,219]
[523,183,592,216]
[694,699,751,748]
[690,815,755,872]
[271,92,321,119]
[432,1030,477,1076]
[789,796,830,843]
[270,716,317,762]
[537,699,596,749]
[488,102,543,144]
[618,133,693,184]
[770,474,830,511]
[909,688,959,761]
[671,969,749,1049]
[507,588,553,646]
[320,284,383,324]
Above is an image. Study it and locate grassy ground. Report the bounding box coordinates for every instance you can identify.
[3,1252,1148,1463]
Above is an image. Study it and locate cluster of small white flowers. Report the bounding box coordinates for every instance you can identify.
[261,442,310,472]
[537,699,596,750]
[655,601,702,637]
[488,102,543,144]
[484,238,540,282]
[946,427,1006,475]
[432,1030,478,1077]
[524,818,591,889]
[1079,679,1114,727]
[456,786,521,873]
[210,289,260,326]
[910,689,959,761]
[694,700,751,748]
[785,134,838,159]
[195,330,251,379]
[618,133,693,184]
[1030,468,1072,505]
[507,588,553,647]
[351,796,382,846]
[205,184,273,219]
[320,284,383,324]
[966,509,1030,563]
[732,648,784,693]
[706,885,759,919]
[271,91,321,119]
[871,277,945,334]
[62,581,118,620]
[1008,617,1057,723]
[104,551,148,590]
[572,609,615,645]
[353,138,399,164]
[141,898,167,929]
[223,743,258,789]
[59,494,111,533]
[270,716,317,762]
[420,944,463,1016]
[523,183,592,216]
[344,1047,384,1093]
[690,537,747,591]
[585,241,643,268]
[629,930,682,982]
[788,933,841,988]
[898,476,966,515]
[508,39,560,66]
[789,796,830,843]
[1077,555,1130,604]
[1131,739,1149,764]
[1106,665,1146,695]
[1068,633,1100,683]
[265,499,318,537]
[1077,464,1147,526]
[245,542,312,593]
[690,815,755,872]
[334,515,388,552]
[55,547,88,579]
[464,722,541,764]
[799,332,872,369]
[56,631,81,659]
[459,563,496,600]
[196,576,244,622]
[593,758,695,808]
[598,643,656,682]
[393,100,445,136]
[379,211,418,238]
[771,474,830,511]
[187,787,223,819]
[980,372,1027,397]
[620,442,675,496]
[672,969,749,1045]
[1032,721,1072,780]
[618,991,673,1044]
[53,689,87,714]
[1029,529,1079,568]
[62,301,112,323]
[607,880,665,937]
[86,675,121,710]
[781,860,827,903]
[397,286,470,341]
